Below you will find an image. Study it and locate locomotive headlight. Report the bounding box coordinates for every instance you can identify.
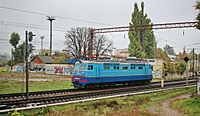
[74,78,80,80]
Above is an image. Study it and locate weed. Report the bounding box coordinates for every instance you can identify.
[106,100,118,107]
[134,97,151,106]
[7,109,21,116]
[38,107,51,115]
[92,100,107,109]
[107,109,157,116]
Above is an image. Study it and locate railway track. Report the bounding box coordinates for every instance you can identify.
[0,78,197,113]
[0,78,196,102]
[0,78,195,103]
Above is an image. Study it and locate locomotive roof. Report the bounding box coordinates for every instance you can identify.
[76,60,150,65]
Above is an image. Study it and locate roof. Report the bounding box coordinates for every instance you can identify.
[76,60,149,65]
[35,56,53,64]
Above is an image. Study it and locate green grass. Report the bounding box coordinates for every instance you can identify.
[152,76,197,83]
[151,78,161,82]
[0,70,23,78]
[0,80,72,94]
[0,67,9,72]
[171,96,200,116]
[16,87,195,116]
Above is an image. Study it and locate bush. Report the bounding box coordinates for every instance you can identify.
[8,110,21,116]
[163,61,186,76]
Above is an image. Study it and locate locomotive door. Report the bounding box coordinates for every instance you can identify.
[145,65,147,77]
[96,66,100,83]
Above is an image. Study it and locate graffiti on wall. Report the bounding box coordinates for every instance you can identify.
[45,65,74,75]
[153,70,162,78]
[12,65,24,72]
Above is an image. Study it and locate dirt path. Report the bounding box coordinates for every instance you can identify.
[160,100,185,116]
[149,94,190,116]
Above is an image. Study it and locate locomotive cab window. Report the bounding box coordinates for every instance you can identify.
[150,65,153,70]
[80,65,86,70]
[87,65,93,70]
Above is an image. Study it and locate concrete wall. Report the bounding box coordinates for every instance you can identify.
[45,64,74,75]
[148,59,163,78]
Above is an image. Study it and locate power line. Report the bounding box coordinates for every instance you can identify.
[0,30,65,38]
[191,42,200,45]
[0,20,66,30]
[0,21,66,32]
[33,41,63,45]
[0,5,113,26]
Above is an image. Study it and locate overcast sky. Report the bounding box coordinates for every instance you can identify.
[0,0,200,55]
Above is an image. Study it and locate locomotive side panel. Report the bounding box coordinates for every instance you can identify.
[72,61,152,88]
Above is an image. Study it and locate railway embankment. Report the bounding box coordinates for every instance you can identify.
[4,87,199,116]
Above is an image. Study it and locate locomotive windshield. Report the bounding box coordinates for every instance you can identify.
[74,63,86,71]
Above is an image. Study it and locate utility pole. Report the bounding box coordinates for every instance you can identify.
[198,54,200,75]
[40,36,44,51]
[25,31,29,100]
[196,54,198,76]
[46,16,55,56]
[89,29,94,59]
[11,48,13,71]
[193,48,195,77]
[25,31,35,100]
[184,56,189,85]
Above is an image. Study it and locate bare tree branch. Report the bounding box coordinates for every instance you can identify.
[65,27,113,59]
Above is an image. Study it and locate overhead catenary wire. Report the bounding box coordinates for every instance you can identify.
[0,20,66,30]
[0,21,66,32]
[0,5,113,26]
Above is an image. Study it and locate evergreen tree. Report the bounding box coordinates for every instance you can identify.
[196,1,200,29]
[9,32,20,49]
[128,2,156,58]
[13,42,25,63]
[9,32,25,64]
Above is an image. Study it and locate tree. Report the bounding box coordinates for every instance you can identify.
[9,32,25,64]
[178,61,186,75]
[164,44,176,55]
[93,35,113,59]
[12,42,25,63]
[163,61,186,76]
[196,1,200,29]
[155,48,170,61]
[9,32,20,49]
[128,2,156,58]
[65,27,90,59]
[65,27,113,59]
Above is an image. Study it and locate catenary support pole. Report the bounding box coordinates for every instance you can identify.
[25,31,29,100]
[47,16,55,56]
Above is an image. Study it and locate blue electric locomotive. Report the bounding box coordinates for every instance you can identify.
[72,60,153,88]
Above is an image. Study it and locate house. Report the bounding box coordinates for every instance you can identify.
[168,55,176,61]
[113,48,130,59]
[30,55,53,71]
